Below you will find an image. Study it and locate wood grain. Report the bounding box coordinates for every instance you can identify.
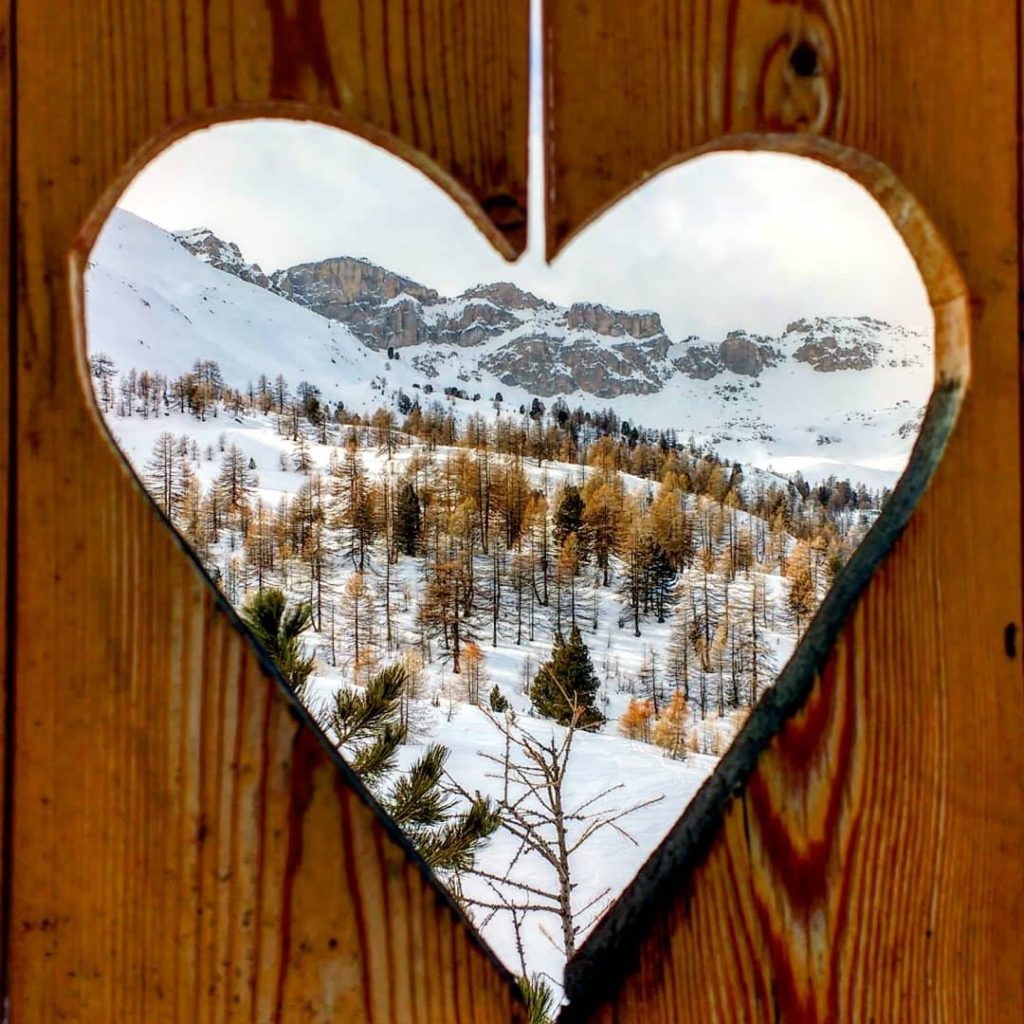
[546,1,1023,1021]
[0,0,10,990]
[9,1,527,1021]
[6,1,1023,1022]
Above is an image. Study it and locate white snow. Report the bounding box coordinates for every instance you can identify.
[102,403,824,996]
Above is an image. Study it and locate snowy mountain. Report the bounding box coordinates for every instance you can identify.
[88,208,931,487]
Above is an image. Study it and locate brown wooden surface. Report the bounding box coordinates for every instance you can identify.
[545,2,1024,1021]
[5,0,1023,1022]
[0,0,10,989]
[9,1,527,1021]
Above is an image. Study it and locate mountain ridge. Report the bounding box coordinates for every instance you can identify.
[174,224,926,398]
[86,209,931,487]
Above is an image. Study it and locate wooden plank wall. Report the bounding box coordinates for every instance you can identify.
[0,0,10,989]
[545,2,1024,1021]
[4,0,1023,1022]
[8,1,528,1022]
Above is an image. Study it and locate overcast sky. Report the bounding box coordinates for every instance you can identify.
[118,27,931,341]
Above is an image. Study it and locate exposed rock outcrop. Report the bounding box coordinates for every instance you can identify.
[481,336,667,397]
[670,333,778,380]
[718,332,778,376]
[462,282,550,311]
[792,336,877,372]
[172,229,927,400]
[174,228,272,290]
[565,302,665,340]
[273,256,438,308]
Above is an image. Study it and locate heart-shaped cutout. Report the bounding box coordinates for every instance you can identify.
[84,120,949,1000]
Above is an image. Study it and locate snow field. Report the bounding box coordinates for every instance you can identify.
[109,404,820,995]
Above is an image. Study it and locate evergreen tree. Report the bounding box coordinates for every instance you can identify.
[241,588,316,699]
[394,480,423,556]
[518,975,555,1024]
[553,484,584,548]
[530,626,603,727]
[646,537,677,623]
[488,685,509,713]
[826,551,845,586]
[328,662,406,781]
[326,664,499,874]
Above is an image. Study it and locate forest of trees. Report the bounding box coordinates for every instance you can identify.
[93,351,886,995]
[94,352,877,750]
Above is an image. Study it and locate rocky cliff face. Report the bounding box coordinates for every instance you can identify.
[480,334,672,397]
[172,230,927,400]
[672,331,779,380]
[462,281,551,311]
[784,316,923,372]
[273,257,439,310]
[565,302,665,340]
[175,228,273,289]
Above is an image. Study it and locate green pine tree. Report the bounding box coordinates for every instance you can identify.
[394,480,422,556]
[327,663,500,875]
[518,974,555,1024]
[530,625,603,727]
[330,663,408,784]
[646,536,677,623]
[241,587,316,700]
[488,684,509,713]
[553,484,584,548]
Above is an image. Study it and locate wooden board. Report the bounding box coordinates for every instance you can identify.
[0,0,10,990]
[5,1,1023,1021]
[545,2,1024,1021]
[8,1,528,1021]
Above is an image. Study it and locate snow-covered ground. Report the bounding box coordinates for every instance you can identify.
[106,403,816,993]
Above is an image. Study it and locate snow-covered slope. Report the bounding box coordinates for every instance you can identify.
[86,210,387,402]
[86,208,932,486]
[104,403,783,992]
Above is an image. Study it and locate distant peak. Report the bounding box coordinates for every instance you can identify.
[459,281,549,311]
[272,256,440,309]
[175,226,219,243]
[174,227,272,290]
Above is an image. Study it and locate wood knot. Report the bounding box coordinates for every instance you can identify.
[759,28,836,134]
[482,192,527,232]
[1005,622,1018,659]
[789,41,818,77]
